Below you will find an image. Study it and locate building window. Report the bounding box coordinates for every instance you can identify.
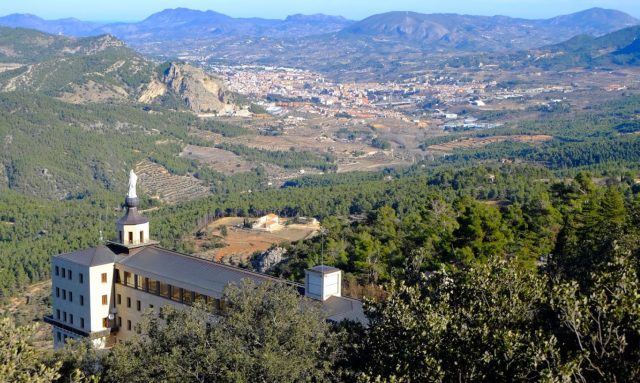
[119,230,123,243]
[183,290,193,305]
[128,231,133,244]
[136,274,145,291]
[195,293,208,304]
[126,297,131,308]
[56,287,60,298]
[117,316,122,327]
[101,273,108,283]
[124,272,133,287]
[102,295,108,305]
[114,269,121,284]
[136,300,141,311]
[56,309,60,320]
[62,289,66,300]
[148,279,159,294]
[80,295,84,306]
[80,318,85,329]
[63,312,67,322]
[103,318,109,329]
[171,286,182,302]
[79,273,84,284]
[69,314,74,325]
[61,268,66,278]
[117,294,121,305]
[159,282,170,298]
[57,332,62,342]
[68,291,73,302]
[139,231,144,243]
[127,320,131,331]
[55,266,59,276]
[68,270,72,281]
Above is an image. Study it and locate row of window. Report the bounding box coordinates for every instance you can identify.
[55,309,85,329]
[116,316,140,333]
[119,230,145,245]
[55,287,84,306]
[54,266,109,285]
[55,266,83,283]
[115,269,220,309]
[116,294,151,312]
[55,330,71,345]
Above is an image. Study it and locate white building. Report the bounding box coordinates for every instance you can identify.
[46,172,363,349]
[251,213,283,232]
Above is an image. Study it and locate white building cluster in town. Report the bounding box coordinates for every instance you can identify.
[46,171,363,349]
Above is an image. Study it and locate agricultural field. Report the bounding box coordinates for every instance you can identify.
[427,134,553,152]
[192,216,320,264]
[180,145,254,175]
[135,159,210,203]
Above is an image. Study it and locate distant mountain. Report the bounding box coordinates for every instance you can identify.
[0,13,103,36]
[339,8,639,51]
[541,8,639,34]
[529,25,640,68]
[0,9,354,42]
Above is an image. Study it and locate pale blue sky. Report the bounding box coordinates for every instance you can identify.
[1,0,639,22]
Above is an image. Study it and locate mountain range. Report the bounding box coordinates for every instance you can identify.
[0,7,637,52]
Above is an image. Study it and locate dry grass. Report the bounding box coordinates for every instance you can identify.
[193,217,320,263]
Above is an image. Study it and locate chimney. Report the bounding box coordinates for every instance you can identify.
[304,266,342,301]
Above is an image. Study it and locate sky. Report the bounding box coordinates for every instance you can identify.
[1,0,639,22]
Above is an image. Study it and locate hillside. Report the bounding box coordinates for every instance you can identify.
[527,25,640,68]
[0,28,234,110]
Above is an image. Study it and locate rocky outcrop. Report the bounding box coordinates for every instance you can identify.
[158,62,233,114]
[252,247,287,273]
[137,79,166,103]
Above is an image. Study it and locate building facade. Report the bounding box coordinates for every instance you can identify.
[46,171,364,349]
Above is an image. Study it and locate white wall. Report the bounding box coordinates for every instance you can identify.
[88,263,116,332]
[117,222,149,246]
[51,259,91,330]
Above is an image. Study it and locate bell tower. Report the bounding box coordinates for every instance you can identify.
[115,170,151,247]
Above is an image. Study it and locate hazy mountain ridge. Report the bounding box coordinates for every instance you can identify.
[339,8,639,51]
[0,13,103,36]
[0,8,354,41]
[0,7,635,52]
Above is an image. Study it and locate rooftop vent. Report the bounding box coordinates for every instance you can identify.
[304,265,342,301]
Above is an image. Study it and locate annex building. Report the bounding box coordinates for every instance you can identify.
[45,171,364,349]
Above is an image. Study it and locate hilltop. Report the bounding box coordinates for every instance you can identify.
[0,27,235,110]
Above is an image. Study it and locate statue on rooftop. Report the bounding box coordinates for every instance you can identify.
[127,170,138,199]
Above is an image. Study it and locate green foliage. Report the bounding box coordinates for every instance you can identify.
[0,317,61,382]
[102,281,338,383]
[371,137,391,150]
[357,248,640,382]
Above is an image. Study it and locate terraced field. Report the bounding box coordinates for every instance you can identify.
[428,135,553,152]
[135,159,210,203]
